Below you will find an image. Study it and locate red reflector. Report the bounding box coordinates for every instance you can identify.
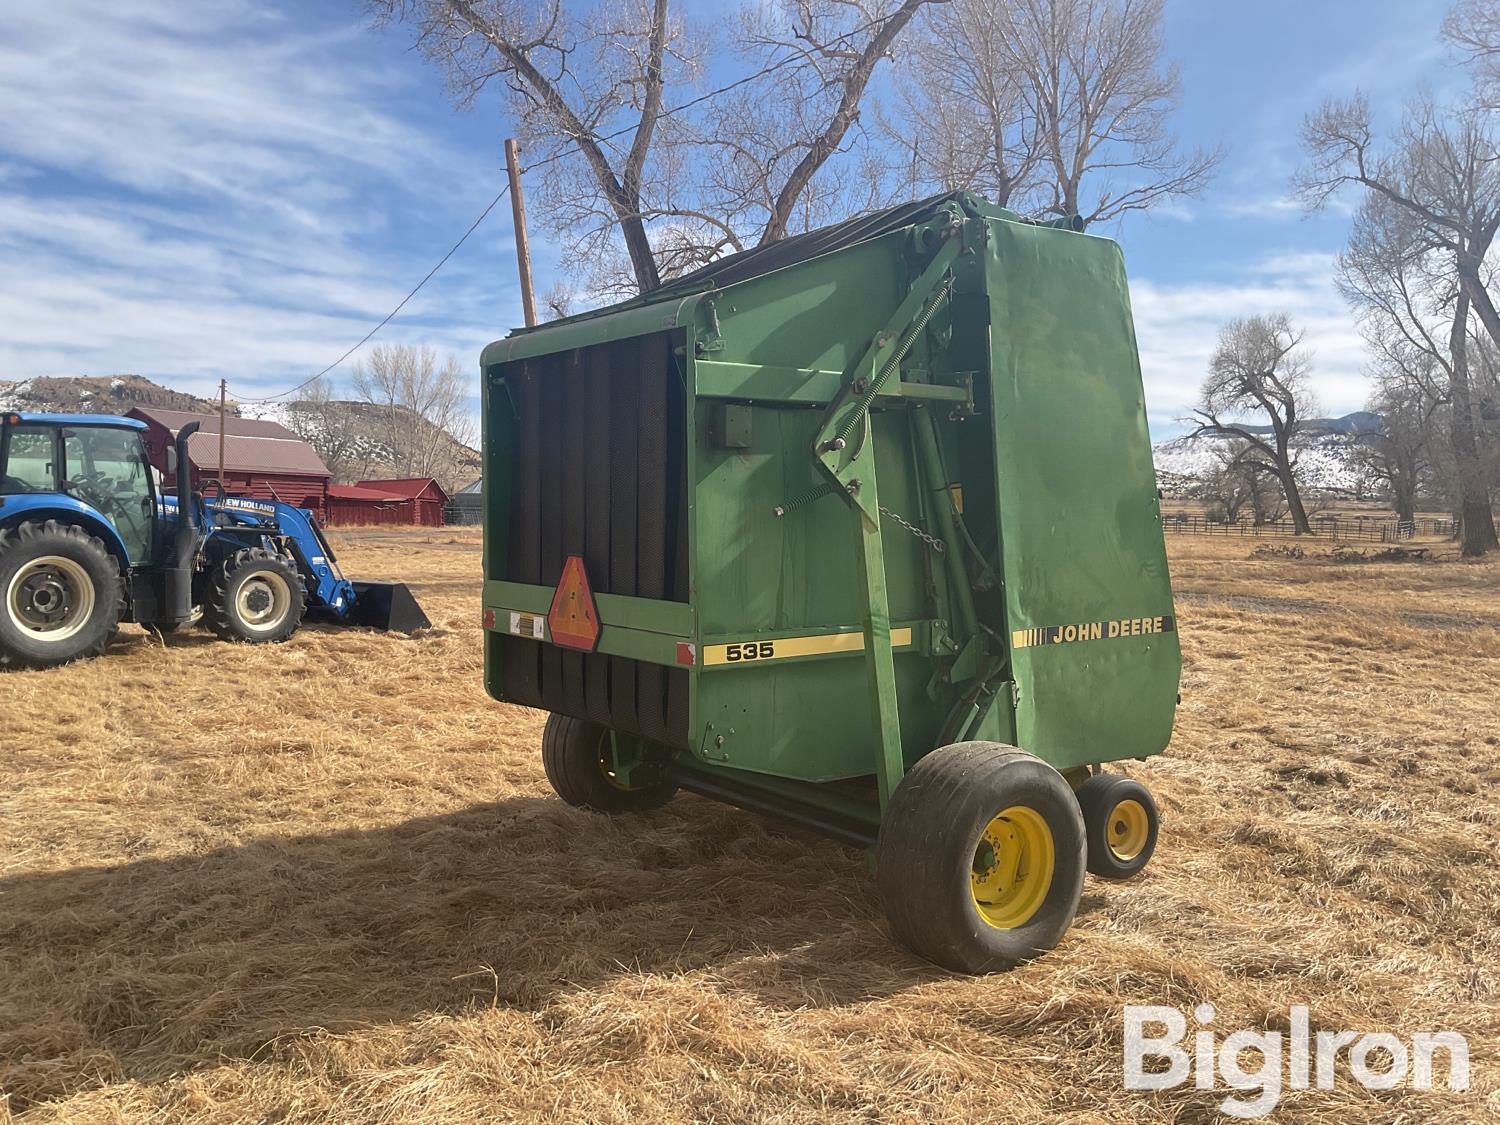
[676,642,696,666]
[482,608,496,629]
[548,555,601,652]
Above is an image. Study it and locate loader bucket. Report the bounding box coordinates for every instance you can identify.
[347,581,431,633]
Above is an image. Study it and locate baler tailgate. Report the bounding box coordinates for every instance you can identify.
[984,220,1180,766]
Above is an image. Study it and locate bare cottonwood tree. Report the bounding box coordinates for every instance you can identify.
[370,0,699,293]
[1309,107,1500,554]
[1191,315,1317,535]
[1444,0,1500,106]
[890,0,1217,226]
[281,376,368,484]
[373,0,937,296]
[353,344,475,483]
[883,0,1042,206]
[1198,442,1251,524]
[704,0,943,247]
[1357,373,1437,524]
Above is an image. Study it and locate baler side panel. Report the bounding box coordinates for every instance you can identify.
[984,220,1179,768]
[691,403,941,781]
[688,234,950,782]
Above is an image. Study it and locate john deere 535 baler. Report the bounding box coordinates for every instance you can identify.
[480,192,1179,972]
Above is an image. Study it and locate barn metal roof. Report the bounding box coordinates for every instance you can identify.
[356,477,448,501]
[128,407,331,477]
[328,484,403,501]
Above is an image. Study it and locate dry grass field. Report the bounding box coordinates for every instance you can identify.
[2,527,1497,1122]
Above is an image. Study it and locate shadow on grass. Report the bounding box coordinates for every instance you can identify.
[0,792,959,1110]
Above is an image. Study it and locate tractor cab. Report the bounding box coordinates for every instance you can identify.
[0,413,160,567]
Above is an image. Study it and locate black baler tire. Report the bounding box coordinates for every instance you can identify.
[541,713,676,813]
[876,742,1086,974]
[204,548,306,644]
[0,520,123,669]
[1076,773,1159,880]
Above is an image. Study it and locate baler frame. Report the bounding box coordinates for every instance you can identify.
[480,192,1179,970]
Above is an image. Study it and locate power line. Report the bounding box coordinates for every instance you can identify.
[237,184,511,404]
[237,15,889,405]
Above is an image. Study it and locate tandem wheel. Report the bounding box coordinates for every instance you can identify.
[875,742,1087,973]
[541,713,676,813]
[1075,772,1159,880]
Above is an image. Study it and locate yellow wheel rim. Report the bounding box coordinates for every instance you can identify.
[596,734,641,791]
[1106,798,1151,861]
[970,806,1055,930]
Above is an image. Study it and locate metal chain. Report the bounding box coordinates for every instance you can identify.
[880,505,946,553]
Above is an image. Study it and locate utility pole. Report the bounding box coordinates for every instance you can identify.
[504,138,537,327]
[217,379,227,498]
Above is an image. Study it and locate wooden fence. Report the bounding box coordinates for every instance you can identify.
[1162,516,1457,542]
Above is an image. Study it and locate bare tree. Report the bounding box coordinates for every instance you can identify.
[1197,441,1253,524]
[373,0,938,296]
[541,279,576,321]
[707,0,944,246]
[1191,315,1317,535]
[1444,0,1500,107]
[352,344,476,483]
[883,0,1042,206]
[280,376,368,484]
[370,0,698,293]
[903,0,1218,227]
[1358,374,1437,523]
[1308,103,1500,554]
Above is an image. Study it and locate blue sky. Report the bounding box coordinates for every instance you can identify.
[0,0,1465,435]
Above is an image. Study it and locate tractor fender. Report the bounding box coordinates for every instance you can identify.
[0,496,133,568]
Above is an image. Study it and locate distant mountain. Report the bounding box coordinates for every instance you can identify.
[1210,411,1382,439]
[1154,412,1380,496]
[0,373,218,415]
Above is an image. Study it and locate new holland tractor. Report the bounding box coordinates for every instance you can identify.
[478,192,1179,972]
[0,412,428,668]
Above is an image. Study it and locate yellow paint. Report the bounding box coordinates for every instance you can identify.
[970,805,1055,929]
[1106,798,1151,861]
[702,627,914,666]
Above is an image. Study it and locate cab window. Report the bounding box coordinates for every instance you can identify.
[0,426,58,492]
[60,426,155,563]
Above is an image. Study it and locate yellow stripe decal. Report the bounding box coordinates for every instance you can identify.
[703,627,914,666]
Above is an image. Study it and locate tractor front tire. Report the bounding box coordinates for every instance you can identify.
[204,548,306,644]
[1076,773,1159,880]
[876,742,1087,973]
[541,713,676,813]
[0,520,123,668]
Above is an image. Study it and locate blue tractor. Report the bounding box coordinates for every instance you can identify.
[0,411,428,668]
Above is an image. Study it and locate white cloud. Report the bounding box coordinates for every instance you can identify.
[0,0,517,399]
[1132,250,1368,438]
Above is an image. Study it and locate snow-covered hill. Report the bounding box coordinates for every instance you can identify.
[1153,414,1380,495]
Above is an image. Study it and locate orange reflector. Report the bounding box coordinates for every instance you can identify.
[548,555,601,652]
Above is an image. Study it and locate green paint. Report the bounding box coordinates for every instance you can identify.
[479,194,1178,824]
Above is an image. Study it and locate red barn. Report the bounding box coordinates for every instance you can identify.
[325,484,409,526]
[128,407,331,512]
[355,477,449,527]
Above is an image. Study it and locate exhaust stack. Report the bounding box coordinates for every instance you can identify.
[164,421,201,623]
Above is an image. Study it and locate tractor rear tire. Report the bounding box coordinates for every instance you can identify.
[876,742,1086,973]
[541,713,676,813]
[1076,773,1159,880]
[204,548,306,644]
[0,520,123,669]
